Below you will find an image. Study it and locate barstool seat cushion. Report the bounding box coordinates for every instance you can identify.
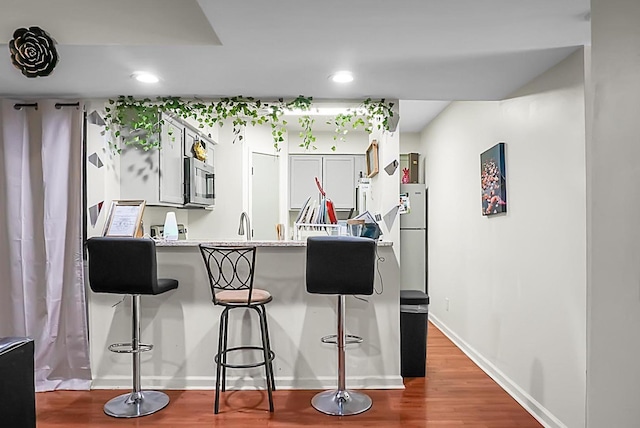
[157,278,179,294]
[215,288,272,304]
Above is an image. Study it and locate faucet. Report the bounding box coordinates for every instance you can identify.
[238,212,252,241]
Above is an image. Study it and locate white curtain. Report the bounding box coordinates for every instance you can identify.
[0,99,91,391]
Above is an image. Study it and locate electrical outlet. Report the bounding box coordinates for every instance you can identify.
[445,298,450,312]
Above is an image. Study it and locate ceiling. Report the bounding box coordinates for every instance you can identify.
[0,0,590,132]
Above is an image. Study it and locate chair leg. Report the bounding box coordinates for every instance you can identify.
[310,295,372,416]
[103,295,170,418]
[260,305,276,392]
[256,306,274,412]
[221,310,229,392]
[214,307,228,414]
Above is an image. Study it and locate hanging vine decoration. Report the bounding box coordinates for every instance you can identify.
[103,95,395,153]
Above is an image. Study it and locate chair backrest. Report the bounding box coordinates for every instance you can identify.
[306,236,376,295]
[199,245,257,304]
[86,237,161,295]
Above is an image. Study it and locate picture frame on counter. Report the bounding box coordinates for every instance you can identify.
[366,139,379,178]
[102,199,146,237]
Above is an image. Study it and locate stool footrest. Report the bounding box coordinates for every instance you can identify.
[321,334,363,345]
[108,342,153,354]
[214,346,275,369]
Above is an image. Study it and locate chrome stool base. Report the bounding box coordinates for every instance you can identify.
[103,390,170,418]
[311,389,372,416]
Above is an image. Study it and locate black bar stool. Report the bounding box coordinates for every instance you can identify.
[86,237,178,418]
[198,245,275,414]
[305,236,376,416]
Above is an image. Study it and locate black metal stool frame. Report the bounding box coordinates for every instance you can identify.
[199,245,275,414]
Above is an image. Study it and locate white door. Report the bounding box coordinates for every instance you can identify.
[252,152,280,240]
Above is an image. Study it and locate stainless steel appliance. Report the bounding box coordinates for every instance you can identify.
[400,183,427,294]
[184,157,215,207]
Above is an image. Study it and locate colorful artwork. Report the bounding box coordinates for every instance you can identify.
[480,143,507,216]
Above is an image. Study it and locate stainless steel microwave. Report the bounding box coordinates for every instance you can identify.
[184,157,215,207]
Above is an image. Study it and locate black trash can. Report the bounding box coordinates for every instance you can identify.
[0,337,36,428]
[400,290,429,377]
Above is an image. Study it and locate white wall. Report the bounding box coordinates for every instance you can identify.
[86,100,121,238]
[288,129,370,154]
[422,50,586,428]
[187,122,245,240]
[367,127,401,262]
[400,132,422,154]
[587,1,640,426]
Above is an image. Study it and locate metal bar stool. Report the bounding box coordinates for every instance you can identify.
[198,245,275,414]
[86,237,178,418]
[305,236,376,416]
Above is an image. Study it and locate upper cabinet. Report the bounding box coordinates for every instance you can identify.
[184,127,215,167]
[289,156,322,209]
[159,116,186,205]
[289,154,365,210]
[120,113,215,207]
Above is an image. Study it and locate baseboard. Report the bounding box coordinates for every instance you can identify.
[91,375,405,391]
[429,314,566,428]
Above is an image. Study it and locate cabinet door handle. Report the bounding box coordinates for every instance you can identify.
[206,173,215,199]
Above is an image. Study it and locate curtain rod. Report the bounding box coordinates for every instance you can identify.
[13,103,37,110]
[13,102,81,111]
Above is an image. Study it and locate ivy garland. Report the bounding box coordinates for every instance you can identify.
[103,95,395,152]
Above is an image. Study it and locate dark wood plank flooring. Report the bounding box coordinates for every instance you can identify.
[35,322,542,427]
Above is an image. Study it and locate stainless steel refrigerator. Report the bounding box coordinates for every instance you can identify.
[400,183,427,293]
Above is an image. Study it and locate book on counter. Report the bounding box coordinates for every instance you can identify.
[295,196,338,226]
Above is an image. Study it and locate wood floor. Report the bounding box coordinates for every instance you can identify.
[36,322,542,427]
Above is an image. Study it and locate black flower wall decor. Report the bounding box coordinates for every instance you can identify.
[9,26,59,78]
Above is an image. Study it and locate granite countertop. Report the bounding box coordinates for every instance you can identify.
[155,239,393,248]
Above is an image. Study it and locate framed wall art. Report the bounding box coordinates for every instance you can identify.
[365,139,379,178]
[102,200,146,237]
[480,143,507,216]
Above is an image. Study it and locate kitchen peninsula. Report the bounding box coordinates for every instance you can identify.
[87,239,403,391]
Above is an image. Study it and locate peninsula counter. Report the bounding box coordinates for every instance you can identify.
[87,240,403,390]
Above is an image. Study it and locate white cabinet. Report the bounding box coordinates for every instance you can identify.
[159,116,185,204]
[289,156,322,209]
[289,154,364,210]
[120,113,217,207]
[185,126,216,167]
[120,114,185,206]
[323,157,355,210]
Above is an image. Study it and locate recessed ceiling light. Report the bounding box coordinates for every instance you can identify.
[330,71,354,83]
[131,71,159,84]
